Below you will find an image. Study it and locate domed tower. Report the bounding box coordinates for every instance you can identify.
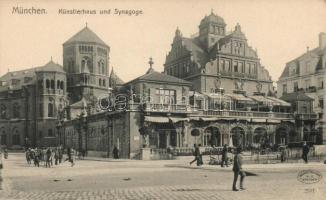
[198,10,226,49]
[63,24,110,102]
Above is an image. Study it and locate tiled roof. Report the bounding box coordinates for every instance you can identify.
[279,47,326,78]
[127,69,191,85]
[64,26,108,47]
[36,61,65,73]
[280,92,314,102]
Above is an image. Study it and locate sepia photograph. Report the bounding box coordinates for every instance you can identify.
[0,0,325,199]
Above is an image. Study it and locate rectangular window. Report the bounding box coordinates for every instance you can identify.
[239,62,244,73]
[293,82,298,92]
[283,84,287,94]
[225,60,231,72]
[318,78,324,89]
[319,99,324,109]
[305,79,311,89]
[48,129,53,137]
[233,61,238,72]
[156,89,176,104]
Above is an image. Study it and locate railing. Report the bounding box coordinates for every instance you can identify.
[127,103,293,119]
[295,113,318,120]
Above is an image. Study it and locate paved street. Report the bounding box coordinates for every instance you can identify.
[0,153,325,200]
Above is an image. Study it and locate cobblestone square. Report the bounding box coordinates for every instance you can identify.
[0,154,325,200]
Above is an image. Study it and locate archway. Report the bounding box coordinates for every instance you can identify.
[275,127,288,145]
[230,127,245,148]
[203,127,220,147]
[191,129,200,145]
[253,127,268,147]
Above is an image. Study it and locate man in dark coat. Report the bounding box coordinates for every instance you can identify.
[302,141,309,163]
[113,146,119,159]
[190,144,200,166]
[221,144,229,167]
[232,147,246,191]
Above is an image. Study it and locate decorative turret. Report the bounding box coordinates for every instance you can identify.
[198,10,226,49]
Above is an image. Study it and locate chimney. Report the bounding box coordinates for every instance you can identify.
[319,32,326,49]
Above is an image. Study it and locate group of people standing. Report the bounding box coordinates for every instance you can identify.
[25,146,76,167]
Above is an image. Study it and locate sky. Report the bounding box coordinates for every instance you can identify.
[0,0,325,84]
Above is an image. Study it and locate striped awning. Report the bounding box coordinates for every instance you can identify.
[169,117,189,123]
[144,116,169,123]
[200,117,219,121]
[225,93,255,103]
[251,118,267,123]
[266,97,291,107]
[248,95,277,106]
[267,119,281,123]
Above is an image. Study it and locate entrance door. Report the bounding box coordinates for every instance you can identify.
[159,131,167,148]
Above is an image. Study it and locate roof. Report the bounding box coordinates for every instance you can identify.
[110,68,124,85]
[200,12,225,26]
[36,61,65,73]
[181,37,207,67]
[280,92,314,102]
[0,60,64,91]
[280,46,326,78]
[127,68,191,86]
[64,26,108,47]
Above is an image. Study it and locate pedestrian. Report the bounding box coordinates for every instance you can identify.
[197,144,203,166]
[46,148,52,168]
[232,147,245,191]
[280,146,287,163]
[25,149,31,165]
[70,148,75,167]
[58,146,63,164]
[189,144,199,165]
[221,144,229,167]
[34,148,40,167]
[64,147,71,162]
[302,141,309,164]
[54,147,59,165]
[113,146,119,159]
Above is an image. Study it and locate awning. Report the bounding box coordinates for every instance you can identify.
[266,97,291,107]
[249,95,277,106]
[281,119,295,123]
[200,117,219,121]
[267,119,281,123]
[144,116,169,123]
[169,117,189,123]
[251,118,267,123]
[225,93,255,103]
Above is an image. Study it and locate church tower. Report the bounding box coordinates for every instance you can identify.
[198,10,226,49]
[63,24,110,102]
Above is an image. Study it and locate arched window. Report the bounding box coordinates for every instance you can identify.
[50,80,55,89]
[48,98,54,117]
[46,79,50,88]
[38,80,43,89]
[103,79,106,87]
[98,62,101,74]
[1,131,6,145]
[0,104,7,119]
[99,78,102,86]
[60,81,64,90]
[12,103,20,118]
[12,128,20,145]
[101,62,105,74]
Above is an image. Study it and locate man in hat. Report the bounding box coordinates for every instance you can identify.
[232,147,246,191]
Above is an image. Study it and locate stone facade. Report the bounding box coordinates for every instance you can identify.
[164,12,274,96]
[277,32,326,144]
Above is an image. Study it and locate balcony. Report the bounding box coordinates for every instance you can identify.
[295,113,318,120]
